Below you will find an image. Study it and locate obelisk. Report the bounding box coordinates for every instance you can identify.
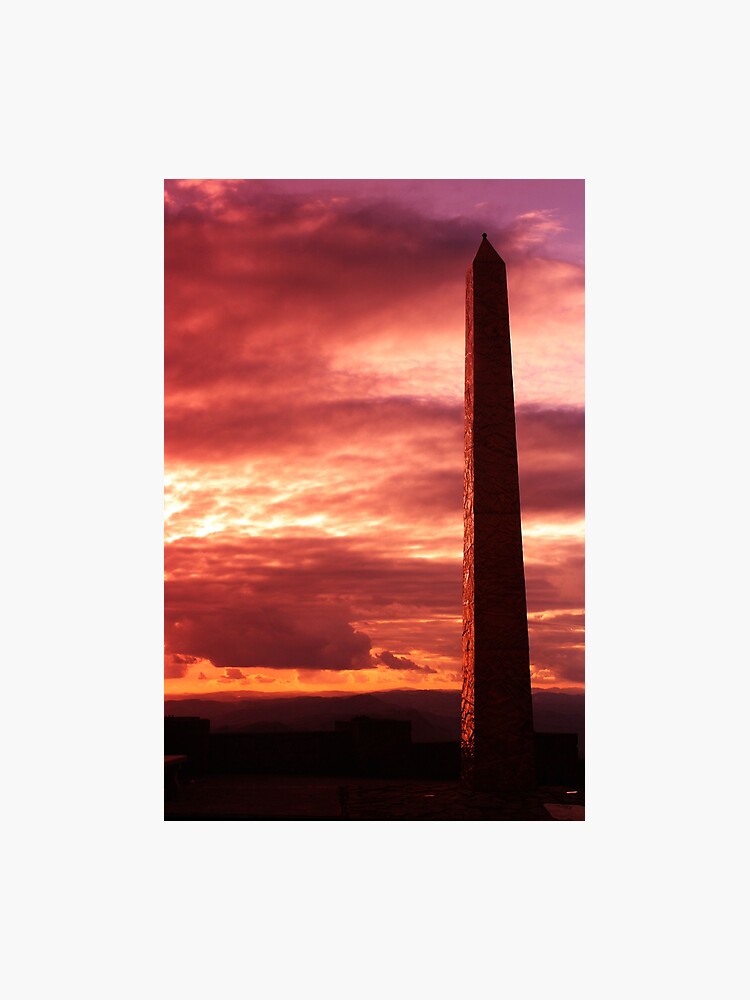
[461,234,536,792]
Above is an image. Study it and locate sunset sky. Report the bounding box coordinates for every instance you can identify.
[164,179,584,697]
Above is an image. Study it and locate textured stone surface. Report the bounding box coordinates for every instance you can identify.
[461,236,536,791]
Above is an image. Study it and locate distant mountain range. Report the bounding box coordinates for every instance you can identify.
[165,689,585,756]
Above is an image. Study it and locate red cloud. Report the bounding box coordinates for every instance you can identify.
[165,529,583,681]
[165,181,584,690]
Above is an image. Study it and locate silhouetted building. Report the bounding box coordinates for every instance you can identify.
[163,709,579,789]
[335,716,412,775]
[209,729,345,775]
[164,716,210,774]
[534,733,579,786]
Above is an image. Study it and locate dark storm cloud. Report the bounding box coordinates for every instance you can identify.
[164,180,582,401]
[165,530,583,675]
[220,668,248,681]
[164,532,461,670]
[165,189,476,367]
[164,652,200,678]
[168,597,373,671]
[376,650,437,674]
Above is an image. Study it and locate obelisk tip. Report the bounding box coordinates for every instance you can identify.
[473,233,503,264]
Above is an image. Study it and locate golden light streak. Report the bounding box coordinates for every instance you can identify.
[522,519,585,540]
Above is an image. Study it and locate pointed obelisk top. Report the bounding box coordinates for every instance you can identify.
[473,232,504,264]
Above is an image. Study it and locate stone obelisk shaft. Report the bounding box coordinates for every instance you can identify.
[461,236,536,791]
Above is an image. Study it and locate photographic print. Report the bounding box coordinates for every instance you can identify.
[164,179,584,819]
